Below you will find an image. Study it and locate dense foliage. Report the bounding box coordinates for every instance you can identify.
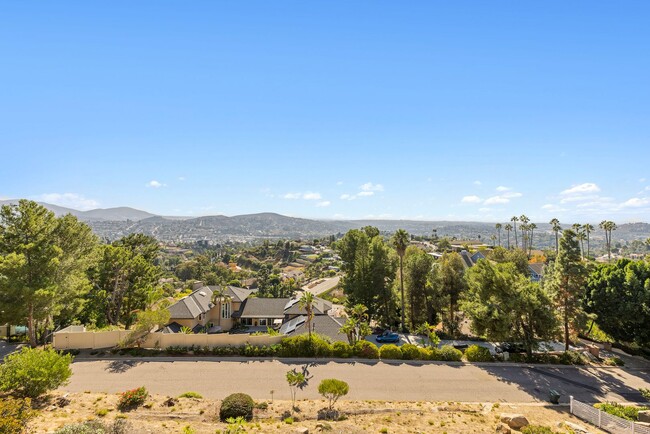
[0,347,73,398]
[117,386,149,411]
[0,397,35,434]
[464,345,493,362]
[219,393,255,421]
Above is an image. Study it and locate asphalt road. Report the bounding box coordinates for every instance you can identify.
[62,358,650,403]
[0,341,20,359]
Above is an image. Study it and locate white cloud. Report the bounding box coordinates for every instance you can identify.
[484,195,510,205]
[178,176,186,181]
[502,191,522,199]
[560,183,601,196]
[37,193,99,211]
[360,182,384,192]
[283,192,301,199]
[302,192,322,200]
[316,201,331,207]
[146,180,165,188]
[357,191,374,197]
[639,178,646,183]
[340,194,355,201]
[621,197,650,208]
[461,195,482,204]
[473,180,482,186]
[336,181,344,186]
[495,186,511,192]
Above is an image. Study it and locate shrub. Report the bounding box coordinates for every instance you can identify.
[439,345,463,362]
[0,397,35,434]
[279,334,332,357]
[521,426,557,434]
[353,340,379,359]
[641,388,650,402]
[464,345,493,362]
[318,378,349,411]
[400,344,422,360]
[603,356,624,366]
[0,347,73,398]
[379,344,402,360]
[558,351,587,365]
[53,419,129,434]
[594,402,647,421]
[219,393,255,421]
[117,386,149,411]
[331,341,353,358]
[283,417,294,424]
[95,408,109,417]
[426,347,443,361]
[178,392,203,399]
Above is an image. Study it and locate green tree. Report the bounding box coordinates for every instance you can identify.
[549,218,561,254]
[403,246,434,329]
[0,347,73,398]
[585,259,650,346]
[519,215,530,252]
[430,252,467,336]
[583,223,595,259]
[599,220,617,262]
[495,223,502,247]
[299,291,315,343]
[286,369,307,412]
[391,229,410,332]
[436,237,452,253]
[464,261,558,359]
[338,304,371,345]
[0,200,98,345]
[318,379,349,412]
[544,229,588,351]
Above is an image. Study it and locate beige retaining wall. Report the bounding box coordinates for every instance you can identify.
[53,329,283,350]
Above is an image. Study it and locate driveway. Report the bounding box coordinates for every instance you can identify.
[0,341,21,359]
[62,358,650,403]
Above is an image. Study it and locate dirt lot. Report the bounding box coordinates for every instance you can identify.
[30,391,605,434]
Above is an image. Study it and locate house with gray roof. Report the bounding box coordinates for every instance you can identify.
[232,295,332,328]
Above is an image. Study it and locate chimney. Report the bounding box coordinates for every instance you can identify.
[192,281,204,291]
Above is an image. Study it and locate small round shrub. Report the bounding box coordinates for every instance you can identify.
[0,347,73,398]
[465,345,493,362]
[353,340,379,359]
[558,350,587,365]
[219,393,255,421]
[331,341,353,358]
[426,347,442,361]
[400,344,422,360]
[379,344,402,360]
[520,426,556,434]
[117,386,148,411]
[439,345,463,361]
[279,334,332,357]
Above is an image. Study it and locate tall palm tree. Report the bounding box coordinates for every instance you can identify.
[495,223,502,247]
[391,229,410,332]
[576,230,586,260]
[528,223,537,257]
[583,224,594,259]
[599,220,617,262]
[519,215,530,252]
[550,218,561,253]
[504,223,512,249]
[211,286,232,329]
[299,291,315,342]
[511,216,519,249]
[490,234,497,247]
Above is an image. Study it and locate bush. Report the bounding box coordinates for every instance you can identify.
[439,345,463,362]
[465,345,493,362]
[219,393,255,421]
[400,344,422,360]
[117,386,149,411]
[331,341,353,358]
[641,388,650,402]
[379,344,402,360]
[0,397,35,434]
[558,351,587,365]
[594,402,647,421]
[279,334,332,357]
[318,378,349,411]
[179,392,203,399]
[353,340,379,359]
[0,347,73,398]
[426,347,442,361]
[53,419,129,434]
[603,356,624,366]
[521,426,557,434]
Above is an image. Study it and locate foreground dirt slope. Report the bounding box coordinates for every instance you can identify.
[31,392,605,434]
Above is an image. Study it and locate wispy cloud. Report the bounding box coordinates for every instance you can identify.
[473,180,482,186]
[340,182,384,200]
[316,201,331,207]
[283,192,322,200]
[178,176,186,181]
[36,193,99,211]
[484,196,510,205]
[146,180,166,188]
[360,182,384,192]
[461,195,482,204]
[560,182,600,196]
[495,186,511,192]
[461,186,523,206]
[621,197,650,208]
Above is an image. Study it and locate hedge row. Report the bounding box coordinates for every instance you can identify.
[378,343,463,361]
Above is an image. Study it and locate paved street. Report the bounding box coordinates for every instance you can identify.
[0,341,21,359]
[62,358,650,403]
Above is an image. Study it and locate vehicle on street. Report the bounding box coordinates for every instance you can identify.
[375,331,400,343]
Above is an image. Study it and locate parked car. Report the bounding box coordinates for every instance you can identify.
[375,331,400,343]
[495,342,526,354]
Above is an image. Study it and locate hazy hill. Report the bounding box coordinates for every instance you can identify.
[0,200,154,221]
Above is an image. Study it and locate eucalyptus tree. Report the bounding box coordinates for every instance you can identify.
[599,220,617,262]
[549,218,562,253]
[391,229,410,332]
[511,216,519,249]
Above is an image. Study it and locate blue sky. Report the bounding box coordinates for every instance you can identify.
[1,1,649,222]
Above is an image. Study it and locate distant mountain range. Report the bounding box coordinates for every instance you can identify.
[2,199,649,245]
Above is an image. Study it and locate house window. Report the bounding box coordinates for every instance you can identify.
[198,313,205,321]
[221,302,231,319]
[259,319,267,326]
[241,318,252,326]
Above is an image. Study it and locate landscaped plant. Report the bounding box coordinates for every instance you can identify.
[286,368,308,411]
[318,378,349,412]
[0,346,73,398]
[379,344,402,360]
[439,345,463,361]
[640,388,650,402]
[399,344,421,360]
[603,356,624,366]
[219,393,255,421]
[331,341,353,358]
[117,386,149,411]
[279,334,332,357]
[594,402,648,421]
[353,340,379,359]
[0,397,35,434]
[178,391,203,399]
[464,345,493,362]
[415,322,440,348]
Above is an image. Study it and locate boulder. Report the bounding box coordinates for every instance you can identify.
[495,422,512,433]
[500,413,529,430]
[638,410,650,423]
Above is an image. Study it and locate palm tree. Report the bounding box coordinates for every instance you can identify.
[211,285,232,329]
[495,223,502,247]
[583,224,594,259]
[599,220,617,262]
[490,234,497,247]
[391,229,410,332]
[511,216,519,249]
[519,215,530,252]
[299,291,315,342]
[576,230,586,260]
[550,218,561,253]
[528,223,537,257]
[504,224,512,249]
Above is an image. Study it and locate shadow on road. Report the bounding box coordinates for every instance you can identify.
[105,359,143,373]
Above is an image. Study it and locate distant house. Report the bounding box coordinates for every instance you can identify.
[457,250,486,269]
[299,245,317,254]
[528,263,545,282]
[233,296,332,328]
[164,283,254,333]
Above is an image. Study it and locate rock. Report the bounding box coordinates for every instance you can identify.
[495,422,511,433]
[500,413,529,430]
[639,410,650,423]
[162,397,178,407]
[563,421,591,433]
[55,396,71,408]
[293,428,309,434]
